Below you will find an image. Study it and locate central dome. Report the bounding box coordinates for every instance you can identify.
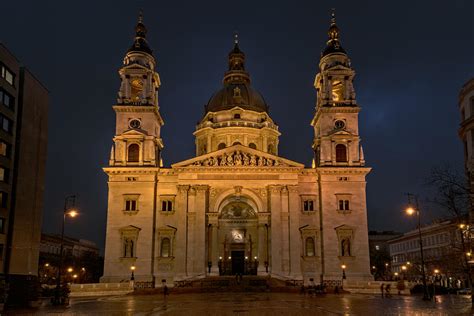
[205,37,269,114]
[205,83,268,113]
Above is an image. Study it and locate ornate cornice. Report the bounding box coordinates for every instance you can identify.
[103,167,159,175]
[317,167,371,175]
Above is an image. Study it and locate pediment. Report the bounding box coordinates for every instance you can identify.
[172,144,304,169]
[122,63,149,72]
[121,129,149,136]
[327,129,353,137]
[119,225,141,232]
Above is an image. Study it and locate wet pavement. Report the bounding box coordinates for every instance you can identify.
[8,292,474,315]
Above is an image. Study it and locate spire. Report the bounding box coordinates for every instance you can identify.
[128,11,153,55]
[321,9,346,57]
[224,33,250,84]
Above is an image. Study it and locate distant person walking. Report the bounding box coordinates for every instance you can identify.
[163,284,169,298]
[380,283,384,298]
[385,284,391,298]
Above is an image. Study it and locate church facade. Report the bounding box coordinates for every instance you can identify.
[101,13,372,286]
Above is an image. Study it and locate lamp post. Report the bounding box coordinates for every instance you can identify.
[405,194,430,301]
[459,223,474,305]
[130,265,136,281]
[53,195,78,305]
[341,264,346,289]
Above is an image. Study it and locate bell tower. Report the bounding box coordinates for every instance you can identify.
[109,13,164,167]
[311,12,365,167]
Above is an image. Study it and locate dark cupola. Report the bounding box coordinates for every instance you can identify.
[321,11,347,57]
[205,34,269,113]
[128,12,153,56]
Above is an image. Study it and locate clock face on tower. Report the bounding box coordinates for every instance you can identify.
[129,119,141,129]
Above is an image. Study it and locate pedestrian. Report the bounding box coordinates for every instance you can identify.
[163,284,169,298]
[380,283,384,298]
[385,284,391,298]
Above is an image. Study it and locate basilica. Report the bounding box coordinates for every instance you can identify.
[101,13,372,286]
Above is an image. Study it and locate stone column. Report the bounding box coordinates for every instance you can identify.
[280,187,290,274]
[187,187,196,275]
[288,185,302,278]
[269,185,282,276]
[193,185,208,275]
[208,214,219,275]
[175,185,189,278]
[257,214,269,274]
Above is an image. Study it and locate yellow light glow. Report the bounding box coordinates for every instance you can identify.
[467,252,472,257]
[81,267,86,271]
[131,266,136,271]
[372,266,376,269]
[401,265,407,271]
[73,274,78,279]
[67,267,73,273]
[460,224,466,229]
[405,207,415,215]
[394,272,399,276]
[219,256,222,260]
[44,263,49,267]
[385,263,389,267]
[254,256,258,260]
[341,264,346,269]
[68,210,78,217]
[228,256,231,260]
[434,269,440,274]
[407,261,411,265]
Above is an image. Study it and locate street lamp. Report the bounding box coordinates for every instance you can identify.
[341,264,346,289]
[405,194,430,301]
[54,195,78,305]
[458,224,474,305]
[130,265,136,281]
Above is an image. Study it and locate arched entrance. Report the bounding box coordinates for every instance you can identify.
[217,199,258,275]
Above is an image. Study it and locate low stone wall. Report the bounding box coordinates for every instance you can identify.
[345,280,413,295]
[70,282,133,297]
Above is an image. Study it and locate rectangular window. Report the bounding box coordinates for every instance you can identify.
[0,191,7,208]
[1,65,14,86]
[0,141,9,157]
[338,200,350,211]
[125,199,137,211]
[0,218,5,234]
[303,200,314,211]
[0,89,13,109]
[0,167,8,182]
[161,200,173,212]
[0,115,12,133]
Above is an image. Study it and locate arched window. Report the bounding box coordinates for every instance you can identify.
[305,237,315,257]
[249,143,257,150]
[161,238,171,257]
[267,144,274,154]
[218,143,226,150]
[335,144,347,162]
[128,144,139,162]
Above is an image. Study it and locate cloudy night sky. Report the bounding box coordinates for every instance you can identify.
[1,0,472,251]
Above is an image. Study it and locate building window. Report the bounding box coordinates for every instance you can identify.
[0,115,12,133]
[218,143,226,150]
[338,199,350,211]
[123,238,135,258]
[161,200,173,212]
[127,144,139,162]
[249,143,257,150]
[0,218,4,234]
[341,238,351,256]
[234,114,241,119]
[0,167,9,182]
[303,200,314,211]
[123,195,139,212]
[0,89,13,110]
[0,191,7,208]
[0,141,10,157]
[305,237,315,256]
[1,64,14,86]
[160,237,171,257]
[335,144,347,162]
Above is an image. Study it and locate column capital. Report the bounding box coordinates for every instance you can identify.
[192,184,209,192]
[177,185,190,193]
[268,185,283,194]
[287,185,299,194]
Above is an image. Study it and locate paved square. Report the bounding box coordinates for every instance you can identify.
[13,292,474,315]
